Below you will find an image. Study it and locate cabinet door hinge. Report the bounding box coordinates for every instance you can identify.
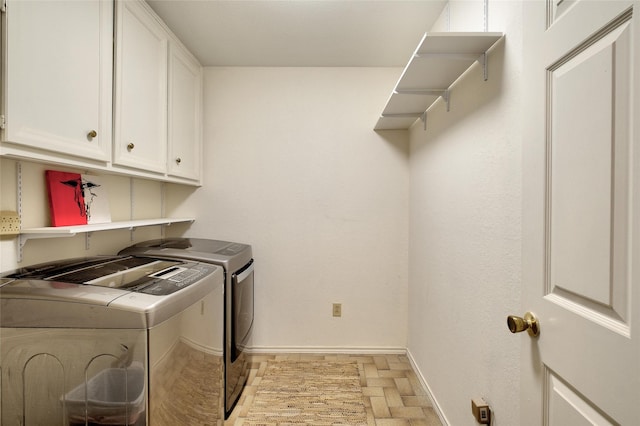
[1,0,6,13]
[0,115,5,130]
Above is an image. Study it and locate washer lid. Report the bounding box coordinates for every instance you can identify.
[22,257,176,285]
[0,256,191,305]
[4,256,185,290]
[119,238,253,271]
[0,279,128,306]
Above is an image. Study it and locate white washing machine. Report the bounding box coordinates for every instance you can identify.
[119,238,254,417]
[0,255,226,425]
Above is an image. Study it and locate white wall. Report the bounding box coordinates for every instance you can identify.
[169,67,410,351]
[407,1,523,425]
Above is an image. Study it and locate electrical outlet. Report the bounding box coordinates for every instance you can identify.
[471,398,491,424]
[0,211,20,235]
[332,303,342,317]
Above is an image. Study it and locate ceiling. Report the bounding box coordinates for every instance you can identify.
[146,0,448,67]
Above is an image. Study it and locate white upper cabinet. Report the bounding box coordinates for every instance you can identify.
[113,0,168,174]
[167,41,202,181]
[1,0,113,162]
[1,0,202,186]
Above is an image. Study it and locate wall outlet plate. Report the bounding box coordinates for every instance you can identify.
[332,303,342,317]
[471,398,491,424]
[0,211,21,235]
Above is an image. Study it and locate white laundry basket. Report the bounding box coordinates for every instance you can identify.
[64,364,145,425]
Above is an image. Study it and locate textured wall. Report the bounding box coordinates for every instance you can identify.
[169,67,410,351]
[407,1,524,425]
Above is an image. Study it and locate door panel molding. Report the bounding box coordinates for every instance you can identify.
[544,366,619,426]
[544,292,629,337]
[544,14,632,332]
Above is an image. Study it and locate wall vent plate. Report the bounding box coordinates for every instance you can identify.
[0,211,21,235]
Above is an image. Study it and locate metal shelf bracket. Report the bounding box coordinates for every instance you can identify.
[420,112,427,131]
[479,52,489,81]
[18,232,78,262]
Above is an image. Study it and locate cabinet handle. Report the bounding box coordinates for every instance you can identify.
[175,157,182,164]
[127,143,135,151]
[87,130,97,140]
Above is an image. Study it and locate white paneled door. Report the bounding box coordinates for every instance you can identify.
[521,1,640,425]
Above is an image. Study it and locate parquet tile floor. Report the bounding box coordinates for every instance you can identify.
[226,353,443,426]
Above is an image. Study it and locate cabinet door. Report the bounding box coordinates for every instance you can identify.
[113,0,167,173]
[2,0,112,161]
[167,42,202,181]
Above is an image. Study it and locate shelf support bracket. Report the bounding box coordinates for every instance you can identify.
[161,182,166,239]
[18,234,25,263]
[85,232,92,250]
[17,162,23,262]
[420,112,427,131]
[479,52,488,81]
[18,233,78,262]
[130,178,135,241]
[443,90,451,112]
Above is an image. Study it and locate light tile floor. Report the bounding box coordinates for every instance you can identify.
[225,353,443,426]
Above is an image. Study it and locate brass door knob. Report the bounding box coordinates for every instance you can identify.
[507,312,540,337]
[87,130,97,140]
[175,157,182,164]
[127,143,135,151]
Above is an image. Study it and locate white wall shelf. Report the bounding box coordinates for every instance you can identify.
[20,218,194,238]
[375,32,504,130]
[18,218,194,260]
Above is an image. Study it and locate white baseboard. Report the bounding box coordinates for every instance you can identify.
[247,345,407,355]
[406,349,450,426]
